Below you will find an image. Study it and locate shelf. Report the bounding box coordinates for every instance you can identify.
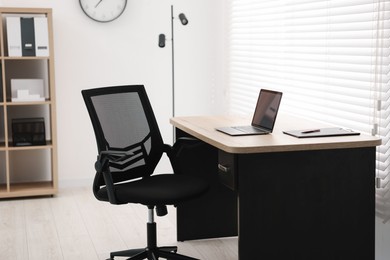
[7,141,53,151]
[2,181,56,198]
[5,100,51,106]
[3,56,49,60]
[0,7,52,15]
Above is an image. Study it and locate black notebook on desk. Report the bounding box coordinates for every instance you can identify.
[283,127,360,138]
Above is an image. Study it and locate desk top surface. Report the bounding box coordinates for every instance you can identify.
[170,114,382,154]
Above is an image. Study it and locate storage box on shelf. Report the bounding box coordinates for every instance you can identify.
[0,8,57,198]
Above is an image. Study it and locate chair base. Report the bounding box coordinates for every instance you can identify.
[109,246,199,260]
[108,208,199,260]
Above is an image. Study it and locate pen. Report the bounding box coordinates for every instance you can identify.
[301,129,321,134]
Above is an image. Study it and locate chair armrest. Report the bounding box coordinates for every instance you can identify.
[165,137,204,174]
[94,150,134,204]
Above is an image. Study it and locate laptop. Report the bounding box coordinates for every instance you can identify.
[216,89,283,136]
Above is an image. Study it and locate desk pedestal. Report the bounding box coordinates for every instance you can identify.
[176,129,238,241]
[176,129,375,260]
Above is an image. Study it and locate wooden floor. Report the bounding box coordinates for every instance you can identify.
[0,186,238,260]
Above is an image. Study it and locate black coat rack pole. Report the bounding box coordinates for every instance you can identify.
[171,5,176,142]
[171,5,175,119]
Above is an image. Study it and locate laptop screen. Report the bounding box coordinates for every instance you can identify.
[251,89,283,131]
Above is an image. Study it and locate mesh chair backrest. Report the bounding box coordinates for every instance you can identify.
[82,85,165,185]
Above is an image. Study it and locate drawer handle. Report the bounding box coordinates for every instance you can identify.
[218,164,230,173]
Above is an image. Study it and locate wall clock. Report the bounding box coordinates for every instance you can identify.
[79,0,127,23]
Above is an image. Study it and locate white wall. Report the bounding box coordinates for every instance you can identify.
[0,0,228,186]
[1,1,388,260]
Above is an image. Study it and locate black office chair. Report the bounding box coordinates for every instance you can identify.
[82,85,209,260]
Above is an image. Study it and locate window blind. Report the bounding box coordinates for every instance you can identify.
[228,0,390,222]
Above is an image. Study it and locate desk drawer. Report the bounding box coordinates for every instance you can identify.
[218,150,237,191]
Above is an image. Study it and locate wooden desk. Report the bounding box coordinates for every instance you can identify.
[171,114,381,260]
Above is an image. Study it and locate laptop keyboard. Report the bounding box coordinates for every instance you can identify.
[232,126,267,133]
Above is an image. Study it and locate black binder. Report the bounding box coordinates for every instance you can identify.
[20,17,36,56]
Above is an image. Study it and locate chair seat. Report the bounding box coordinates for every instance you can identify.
[97,174,209,205]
